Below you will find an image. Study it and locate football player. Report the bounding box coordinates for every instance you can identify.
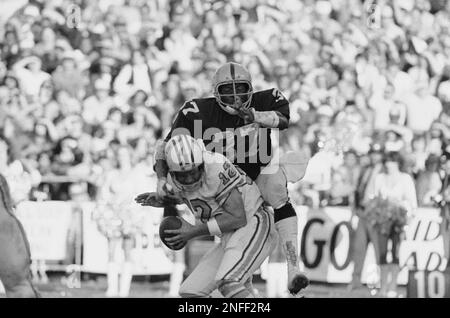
[149,134,277,298]
[0,174,39,297]
[142,62,310,295]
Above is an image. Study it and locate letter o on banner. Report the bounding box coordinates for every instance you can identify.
[329,221,353,270]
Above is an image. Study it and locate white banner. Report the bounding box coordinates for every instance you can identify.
[81,203,174,275]
[15,201,73,261]
[297,206,447,285]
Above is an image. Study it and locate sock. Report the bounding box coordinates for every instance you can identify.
[244,277,257,297]
[106,262,119,297]
[119,262,133,297]
[274,203,300,279]
[169,262,185,297]
[266,263,277,298]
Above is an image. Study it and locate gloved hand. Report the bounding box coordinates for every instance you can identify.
[237,107,255,123]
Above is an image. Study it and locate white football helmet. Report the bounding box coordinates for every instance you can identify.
[165,134,205,192]
[212,62,253,115]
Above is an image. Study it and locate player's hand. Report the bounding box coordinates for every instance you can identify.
[164,218,196,249]
[134,191,181,206]
[236,107,255,123]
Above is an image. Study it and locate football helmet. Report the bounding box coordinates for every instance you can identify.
[165,134,205,192]
[212,62,253,115]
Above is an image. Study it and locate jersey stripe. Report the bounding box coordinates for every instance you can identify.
[221,212,261,280]
[225,208,271,282]
[188,137,195,163]
[215,174,243,204]
[233,209,272,281]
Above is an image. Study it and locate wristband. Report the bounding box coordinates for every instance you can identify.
[207,217,222,236]
[254,110,280,128]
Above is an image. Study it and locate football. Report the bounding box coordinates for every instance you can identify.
[159,216,186,250]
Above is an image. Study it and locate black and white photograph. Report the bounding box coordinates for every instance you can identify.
[0,0,449,303]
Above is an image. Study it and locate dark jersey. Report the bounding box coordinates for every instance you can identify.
[165,88,290,180]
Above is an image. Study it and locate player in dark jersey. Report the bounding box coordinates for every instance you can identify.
[139,62,310,295]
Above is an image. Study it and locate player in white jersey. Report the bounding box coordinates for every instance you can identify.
[161,134,277,298]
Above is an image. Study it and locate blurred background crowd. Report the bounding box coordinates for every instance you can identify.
[0,0,450,298]
[0,0,449,207]
[0,0,449,208]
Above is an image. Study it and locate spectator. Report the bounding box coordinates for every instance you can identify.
[365,152,417,298]
[330,150,360,206]
[82,79,115,125]
[12,55,51,102]
[416,155,442,206]
[349,144,384,291]
[403,82,442,134]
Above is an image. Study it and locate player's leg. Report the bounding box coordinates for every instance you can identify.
[256,156,309,295]
[119,235,134,297]
[179,244,224,298]
[387,232,401,297]
[168,249,186,297]
[348,218,369,290]
[376,231,389,297]
[0,179,39,297]
[216,207,277,298]
[106,237,120,297]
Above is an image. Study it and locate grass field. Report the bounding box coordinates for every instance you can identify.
[1,274,406,298]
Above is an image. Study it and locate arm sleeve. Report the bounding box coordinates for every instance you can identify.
[268,88,290,121]
[164,102,196,142]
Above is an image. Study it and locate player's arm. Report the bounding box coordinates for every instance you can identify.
[190,188,247,236]
[164,188,247,248]
[253,109,289,129]
[238,88,290,130]
[152,102,198,195]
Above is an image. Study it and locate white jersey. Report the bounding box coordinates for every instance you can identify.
[167,151,264,223]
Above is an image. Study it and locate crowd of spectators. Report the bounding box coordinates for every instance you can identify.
[0,0,449,210]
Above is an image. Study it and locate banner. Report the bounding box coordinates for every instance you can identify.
[81,203,174,275]
[15,201,73,261]
[297,206,447,285]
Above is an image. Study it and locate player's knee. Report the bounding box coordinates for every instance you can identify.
[217,279,249,298]
[274,202,297,223]
[257,173,289,209]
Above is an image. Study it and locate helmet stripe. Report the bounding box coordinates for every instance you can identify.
[170,138,184,166]
[179,135,192,166]
[189,138,195,163]
[230,62,235,80]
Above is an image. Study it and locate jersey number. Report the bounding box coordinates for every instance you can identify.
[211,124,259,162]
[181,101,199,116]
[272,88,286,103]
[188,198,212,223]
[218,161,238,185]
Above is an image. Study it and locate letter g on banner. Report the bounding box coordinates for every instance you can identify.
[301,218,326,268]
